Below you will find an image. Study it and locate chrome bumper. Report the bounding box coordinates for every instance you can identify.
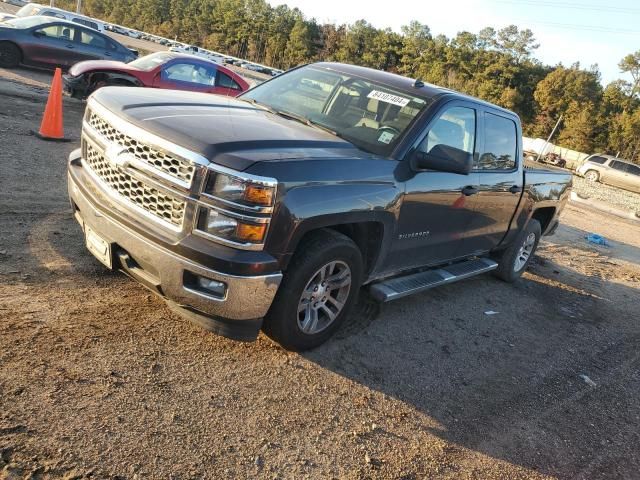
[68,152,282,328]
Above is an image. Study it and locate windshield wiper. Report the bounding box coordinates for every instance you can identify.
[274,110,341,138]
[240,99,341,138]
[239,97,278,115]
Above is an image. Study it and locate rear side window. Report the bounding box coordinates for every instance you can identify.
[477,113,517,170]
[79,30,107,49]
[627,164,640,176]
[217,71,241,90]
[587,156,607,164]
[73,18,99,31]
[610,160,627,171]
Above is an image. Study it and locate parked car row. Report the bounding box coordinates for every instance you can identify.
[0,17,250,98]
[0,16,136,69]
[0,3,106,32]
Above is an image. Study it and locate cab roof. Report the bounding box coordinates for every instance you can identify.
[314,62,518,118]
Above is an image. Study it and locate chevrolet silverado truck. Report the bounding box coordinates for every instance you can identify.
[67,62,572,350]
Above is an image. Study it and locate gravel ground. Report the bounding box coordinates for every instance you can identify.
[572,176,640,215]
[1,69,640,479]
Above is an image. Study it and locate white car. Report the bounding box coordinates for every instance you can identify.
[169,45,222,64]
[0,4,106,31]
[2,0,30,6]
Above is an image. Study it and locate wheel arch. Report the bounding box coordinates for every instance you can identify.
[86,70,143,87]
[0,40,23,64]
[530,206,556,234]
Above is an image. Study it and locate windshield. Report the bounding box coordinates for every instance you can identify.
[128,52,173,71]
[240,65,430,156]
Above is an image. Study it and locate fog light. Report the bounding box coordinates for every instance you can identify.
[197,276,226,297]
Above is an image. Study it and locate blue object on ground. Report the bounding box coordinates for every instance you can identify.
[585,233,609,246]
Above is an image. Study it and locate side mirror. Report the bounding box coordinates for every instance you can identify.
[33,30,44,38]
[412,144,473,175]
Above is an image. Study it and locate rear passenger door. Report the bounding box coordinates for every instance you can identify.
[462,109,523,254]
[73,27,115,62]
[604,160,629,189]
[620,163,640,192]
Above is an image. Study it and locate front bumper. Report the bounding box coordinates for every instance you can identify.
[67,149,282,341]
[63,74,87,98]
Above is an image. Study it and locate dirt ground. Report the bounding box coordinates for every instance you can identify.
[0,68,639,480]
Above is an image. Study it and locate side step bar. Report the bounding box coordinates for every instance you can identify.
[369,257,498,302]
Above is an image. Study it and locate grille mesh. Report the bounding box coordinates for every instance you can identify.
[84,141,186,227]
[87,110,196,185]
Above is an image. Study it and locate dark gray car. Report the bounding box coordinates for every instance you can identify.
[0,16,136,70]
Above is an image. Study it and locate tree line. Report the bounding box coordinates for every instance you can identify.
[51,0,640,163]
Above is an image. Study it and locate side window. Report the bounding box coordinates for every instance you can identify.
[477,112,517,170]
[609,161,627,172]
[587,156,607,165]
[217,71,241,90]
[41,11,66,19]
[162,63,217,86]
[417,106,476,155]
[627,164,640,176]
[35,25,75,41]
[73,18,99,31]
[79,30,107,49]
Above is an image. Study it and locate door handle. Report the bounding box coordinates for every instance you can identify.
[65,44,75,49]
[509,185,523,194]
[104,52,112,56]
[461,185,479,196]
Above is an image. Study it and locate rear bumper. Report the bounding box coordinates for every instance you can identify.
[67,149,282,341]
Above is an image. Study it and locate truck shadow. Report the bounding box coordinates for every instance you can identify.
[303,230,640,478]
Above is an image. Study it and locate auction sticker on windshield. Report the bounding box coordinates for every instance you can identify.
[367,90,410,107]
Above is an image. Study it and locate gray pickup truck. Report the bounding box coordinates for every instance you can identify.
[67,62,572,350]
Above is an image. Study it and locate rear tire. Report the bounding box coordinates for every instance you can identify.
[493,219,541,283]
[263,229,363,351]
[584,170,599,182]
[0,42,21,68]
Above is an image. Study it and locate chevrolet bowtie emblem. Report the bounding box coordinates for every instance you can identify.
[105,144,135,169]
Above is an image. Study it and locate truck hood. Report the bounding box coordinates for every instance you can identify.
[69,60,135,76]
[91,87,369,171]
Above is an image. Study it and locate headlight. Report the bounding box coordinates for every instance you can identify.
[197,208,267,244]
[204,172,275,207]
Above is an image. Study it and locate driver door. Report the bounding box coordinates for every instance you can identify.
[385,102,480,271]
[28,23,78,68]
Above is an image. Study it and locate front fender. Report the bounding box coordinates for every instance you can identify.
[266,182,401,270]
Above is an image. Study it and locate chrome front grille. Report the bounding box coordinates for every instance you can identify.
[83,141,186,227]
[86,109,196,185]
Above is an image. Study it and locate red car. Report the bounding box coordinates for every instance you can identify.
[63,51,250,98]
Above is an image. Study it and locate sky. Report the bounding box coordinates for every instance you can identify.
[266,0,640,86]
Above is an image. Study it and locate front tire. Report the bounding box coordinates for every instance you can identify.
[584,170,599,182]
[493,219,541,282]
[0,42,21,68]
[263,229,363,351]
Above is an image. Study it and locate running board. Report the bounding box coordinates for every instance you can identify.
[369,257,498,302]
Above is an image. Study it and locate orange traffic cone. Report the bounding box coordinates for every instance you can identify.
[35,67,69,141]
